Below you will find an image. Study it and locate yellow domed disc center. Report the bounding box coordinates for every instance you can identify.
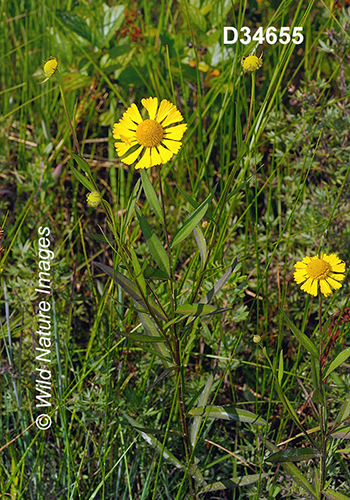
[306,259,330,279]
[136,119,163,147]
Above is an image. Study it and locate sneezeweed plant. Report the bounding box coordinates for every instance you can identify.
[86,191,102,208]
[294,252,345,296]
[112,97,187,169]
[261,251,349,499]
[241,48,263,73]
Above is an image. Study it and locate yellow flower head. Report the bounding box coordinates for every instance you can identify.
[241,49,263,73]
[294,253,346,297]
[44,57,58,78]
[112,97,187,169]
[86,191,102,208]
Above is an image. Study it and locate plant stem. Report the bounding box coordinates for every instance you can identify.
[318,291,326,495]
[244,72,256,142]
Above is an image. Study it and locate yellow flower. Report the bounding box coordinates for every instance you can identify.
[44,57,58,78]
[241,49,263,73]
[86,191,102,207]
[294,253,346,297]
[112,97,187,169]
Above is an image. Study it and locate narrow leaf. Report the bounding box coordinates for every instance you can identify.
[280,309,318,358]
[265,440,316,497]
[136,305,173,368]
[170,185,217,247]
[278,350,283,385]
[130,246,147,297]
[93,261,167,320]
[330,425,350,439]
[332,391,350,430]
[323,347,350,379]
[193,223,207,268]
[119,331,166,343]
[70,165,95,192]
[190,373,214,447]
[71,153,92,174]
[266,448,321,463]
[323,490,350,500]
[136,207,170,277]
[188,406,267,426]
[123,178,141,234]
[199,255,240,305]
[175,304,228,318]
[140,169,163,224]
[199,473,269,493]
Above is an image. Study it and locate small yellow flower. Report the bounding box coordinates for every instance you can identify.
[44,57,58,78]
[86,191,102,207]
[253,335,261,344]
[294,253,346,297]
[241,49,263,73]
[112,97,187,169]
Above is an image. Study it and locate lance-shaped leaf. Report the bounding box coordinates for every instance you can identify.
[123,413,206,486]
[170,184,217,248]
[93,261,167,320]
[193,223,207,268]
[140,169,163,224]
[199,473,269,493]
[190,373,214,447]
[188,406,267,426]
[175,304,230,318]
[123,178,141,235]
[323,347,350,379]
[70,165,95,192]
[280,309,318,358]
[266,447,321,463]
[136,305,173,368]
[323,490,350,500]
[330,425,350,439]
[136,207,170,278]
[71,153,92,174]
[332,391,350,431]
[265,440,316,498]
[200,255,240,305]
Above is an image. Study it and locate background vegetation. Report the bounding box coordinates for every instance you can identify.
[1,0,350,498]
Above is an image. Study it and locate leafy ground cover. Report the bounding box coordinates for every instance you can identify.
[1,0,350,498]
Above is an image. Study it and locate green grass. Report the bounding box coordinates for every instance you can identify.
[1,0,350,498]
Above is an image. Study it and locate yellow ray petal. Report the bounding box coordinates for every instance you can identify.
[141,97,158,120]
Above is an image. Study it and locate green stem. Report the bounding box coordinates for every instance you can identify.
[318,291,326,495]
[58,81,81,156]
[244,72,256,142]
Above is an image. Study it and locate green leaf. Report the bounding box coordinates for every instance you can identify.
[278,349,284,385]
[129,246,147,297]
[56,10,92,43]
[71,153,92,175]
[181,2,207,32]
[193,223,207,268]
[93,261,167,321]
[175,304,228,318]
[119,331,166,343]
[170,185,217,247]
[323,347,350,379]
[122,178,141,235]
[136,207,170,278]
[332,391,350,430]
[188,406,267,426]
[199,474,269,493]
[330,425,350,439]
[101,4,125,45]
[143,266,169,280]
[140,169,163,224]
[323,489,350,500]
[200,255,240,305]
[280,309,318,358]
[190,373,214,447]
[265,440,316,498]
[135,305,173,368]
[266,447,321,463]
[70,165,95,192]
[123,413,206,486]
